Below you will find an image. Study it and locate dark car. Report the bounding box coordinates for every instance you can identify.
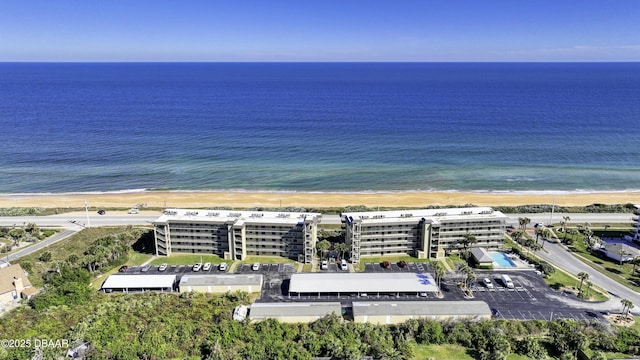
[97,209,106,215]
[118,265,129,272]
[382,261,391,269]
[398,260,408,268]
[491,308,500,317]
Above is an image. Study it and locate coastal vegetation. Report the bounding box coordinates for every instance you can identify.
[0,222,57,253]
[2,291,640,359]
[0,202,637,217]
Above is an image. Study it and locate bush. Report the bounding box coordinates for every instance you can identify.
[539,261,555,276]
[39,251,52,263]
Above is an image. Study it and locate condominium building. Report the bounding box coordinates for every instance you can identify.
[153,209,321,263]
[341,207,507,261]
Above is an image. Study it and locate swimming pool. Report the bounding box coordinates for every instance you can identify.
[490,252,517,268]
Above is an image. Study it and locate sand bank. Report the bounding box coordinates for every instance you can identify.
[1,191,639,209]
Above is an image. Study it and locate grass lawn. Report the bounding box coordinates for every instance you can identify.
[302,264,312,272]
[544,265,608,301]
[410,343,474,360]
[237,256,296,264]
[566,231,640,293]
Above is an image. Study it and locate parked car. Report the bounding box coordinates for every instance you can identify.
[158,263,168,272]
[97,209,106,215]
[340,259,348,271]
[118,265,128,272]
[141,264,151,272]
[483,278,494,289]
[193,263,202,272]
[252,262,260,271]
[202,262,212,271]
[321,260,328,270]
[219,263,228,271]
[128,208,139,214]
[419,292,428,297]
[382,261,391,269]
[398,260,408,268]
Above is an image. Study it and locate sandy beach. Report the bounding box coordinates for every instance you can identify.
[1,191,639,210]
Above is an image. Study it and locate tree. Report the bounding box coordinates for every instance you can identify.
[512,229,525,244]
[561,216,571,237]
[432,261,446,291]
[334,243,349,260]
[39,251,52,263]
[577,272,589,297]
[518,217,531,231]
[541,228,552,248]
[316,240,331,260]
[584,280,592,298]
[618,248,628,266]
[461,233,477,257]
[621,298,635,320]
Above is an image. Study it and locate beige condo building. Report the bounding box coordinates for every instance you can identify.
[341,207,507,261]
[154,209,321,263]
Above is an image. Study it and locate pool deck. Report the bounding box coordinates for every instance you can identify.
[490,252,537,270]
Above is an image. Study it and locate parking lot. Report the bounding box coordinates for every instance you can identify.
[117,262,608,322]
[363,261,432,273]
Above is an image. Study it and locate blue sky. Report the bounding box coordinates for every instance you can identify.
[2,1,639,62]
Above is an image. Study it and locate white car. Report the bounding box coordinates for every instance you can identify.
[192,263,202,272]
[158,263,168,272]
[202,262,212,271]
[340,259,348,271]
[219,263,228,271]
[320,260,328,270]
[252,262,260,271]
[483,278,494,289]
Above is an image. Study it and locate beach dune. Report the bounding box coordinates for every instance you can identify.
[1,191,639,209]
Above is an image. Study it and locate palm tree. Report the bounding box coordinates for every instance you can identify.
[633,256,640,274]
[432,261,446,290]
[518,217,531,231]
[512,229,525,244]
[561,216,571,236]
[461,233,477,257]
[534,227,543,244]
[585,280,592,298]
[316,240,331,260]
[541,228,552,248]
[334,243,349,260]
[577,272,589,297]
[621,298,634,320]
[619,248,628,266]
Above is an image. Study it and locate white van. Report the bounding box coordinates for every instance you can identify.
[501,274,514,289]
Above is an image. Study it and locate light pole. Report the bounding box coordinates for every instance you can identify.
[84,200,91,228]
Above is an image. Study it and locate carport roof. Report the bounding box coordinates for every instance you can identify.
[250,302,342,319]
[101,274,176,289]
[180,274,263,287]
[353,300,491,317]
[289,273,439,294]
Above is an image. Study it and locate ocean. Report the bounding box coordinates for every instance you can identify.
[1,62,639,194]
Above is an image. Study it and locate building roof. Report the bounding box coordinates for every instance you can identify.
[101,274,176,289]
[154,209,322,225]
[353,301,491,317]
[289,273,439,294]
[179,274,263,287]
[341,207,506,225]
[604,243,640,256]
[21,286,39,297]
[470,247,493,263]
[249,302,342,319]
[0,264,32,295]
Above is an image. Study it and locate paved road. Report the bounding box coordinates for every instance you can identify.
[0,212,632,229]
[534,241,640,313]
[4,229,78,263]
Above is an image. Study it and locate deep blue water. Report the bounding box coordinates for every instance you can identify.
[1,62,639,193]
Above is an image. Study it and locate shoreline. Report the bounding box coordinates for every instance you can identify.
[1,190,640,209]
